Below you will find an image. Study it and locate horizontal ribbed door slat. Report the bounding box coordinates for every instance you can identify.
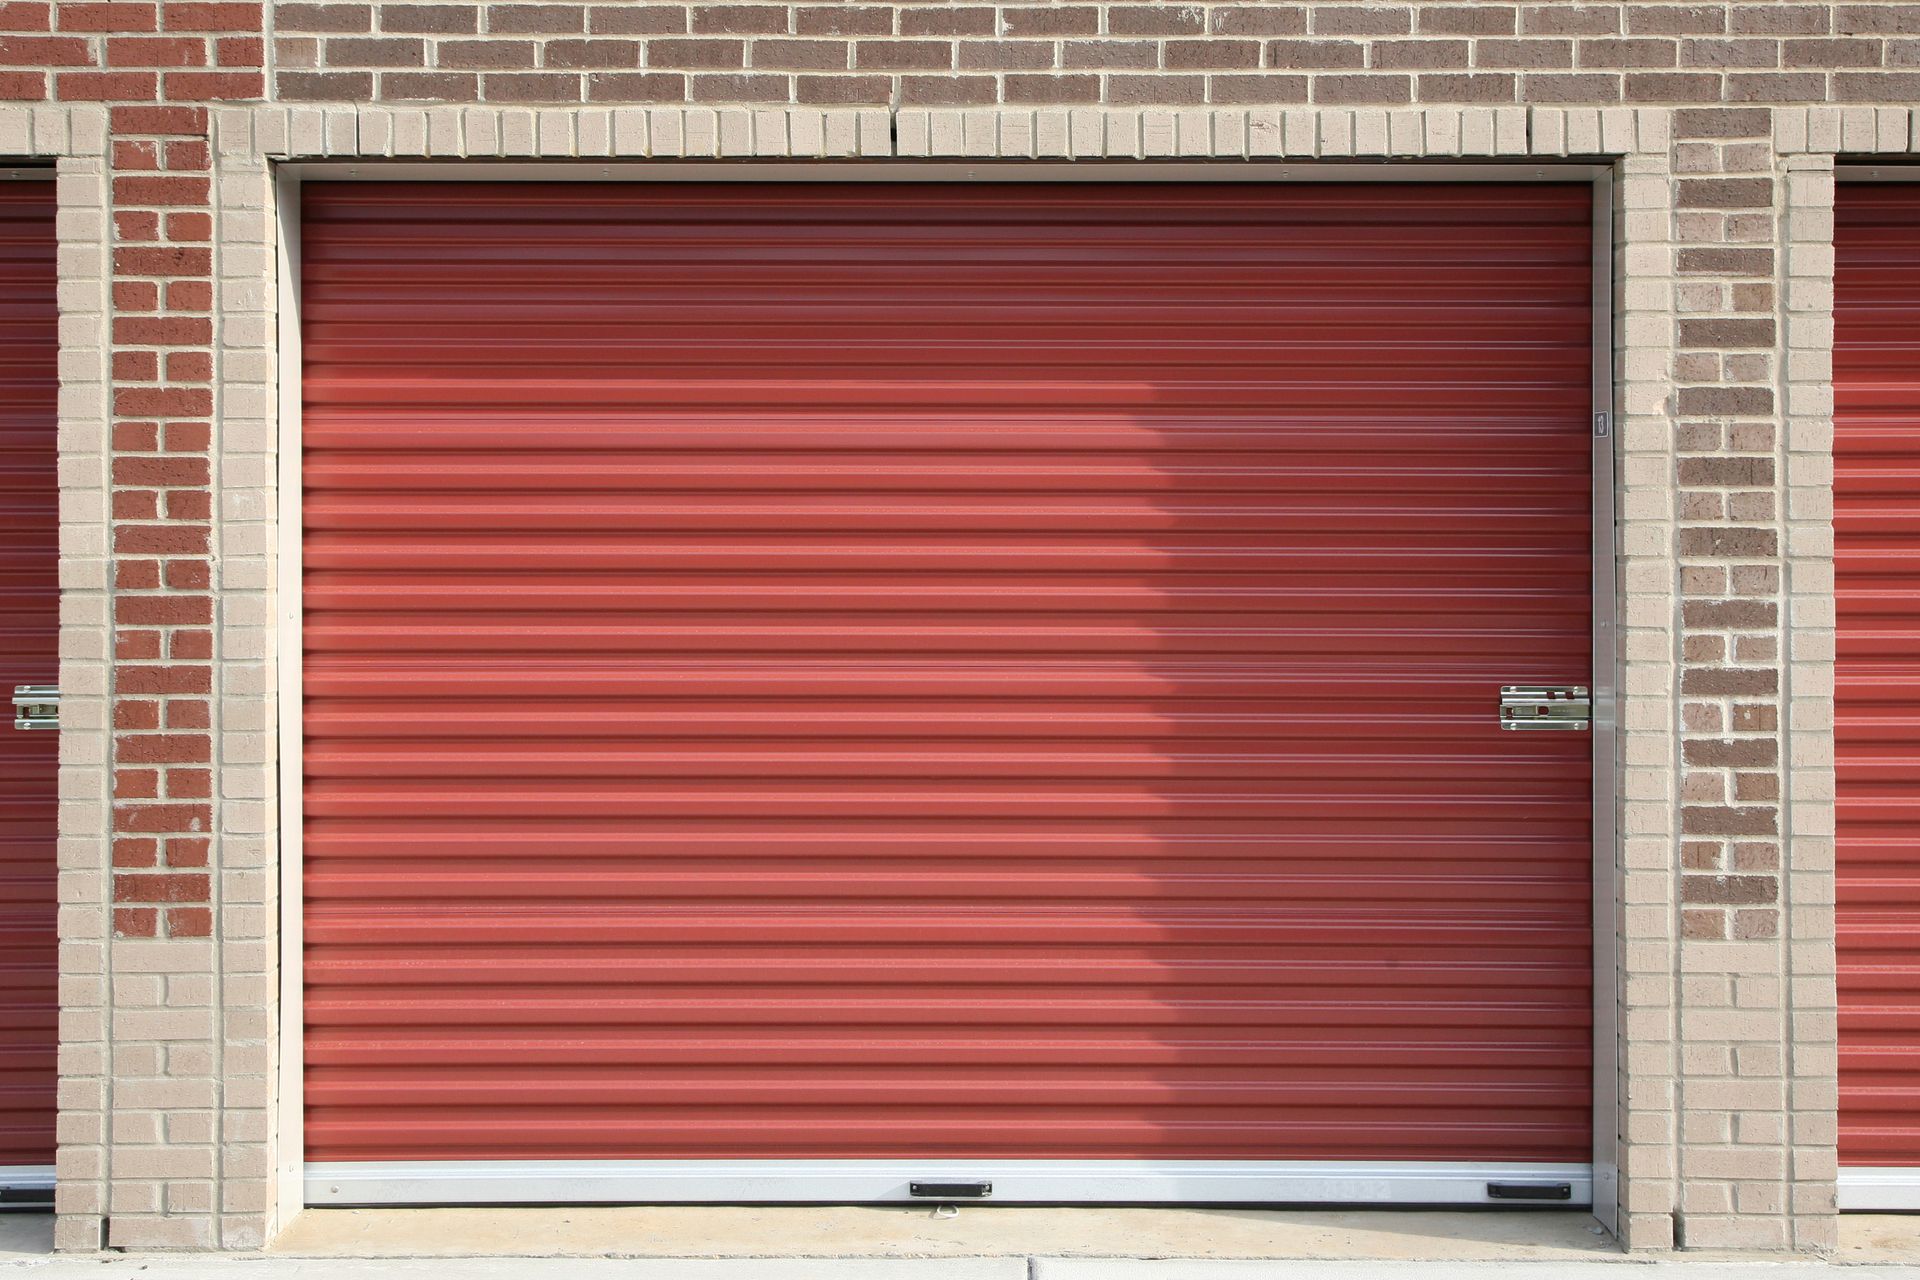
[300,182,1594,1167]
[0,181,58,1174]
[1840,184,1920,1168]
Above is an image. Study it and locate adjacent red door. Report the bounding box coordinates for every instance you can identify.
[0,178,58,1184]
[1838,182,1920,1171]
[300,182,1595,1173]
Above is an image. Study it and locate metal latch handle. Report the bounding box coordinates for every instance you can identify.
[13,685,58,731]
[1499,685,1589,732]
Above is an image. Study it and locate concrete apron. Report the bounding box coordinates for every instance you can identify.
[8,1210,1920,1275]
[6,1260,1920,1278]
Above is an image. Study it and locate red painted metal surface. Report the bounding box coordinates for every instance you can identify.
[300,182,1594,1165]
[1838,183,1920,1167]
[0,180,58,1173]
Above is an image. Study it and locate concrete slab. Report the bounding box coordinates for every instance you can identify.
[1843,1215,1920,1264]
[1,1261,1024,1279]
[6,1258,1920,1279]
[272,1206,1616,1260]
[1034,1265,1918,1279]
[0,1212,50,1259]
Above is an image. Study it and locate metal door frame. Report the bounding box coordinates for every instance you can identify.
[274,161,1620,1225]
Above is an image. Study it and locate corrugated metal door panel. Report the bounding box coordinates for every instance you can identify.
[301,182,1594,1165]
[0,180,58,1174]
[1839,183,1920,1169]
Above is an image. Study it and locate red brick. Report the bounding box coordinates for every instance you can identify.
[1164,38,1262,69]
[113,908,159,937]
[162,2,262,31]
[1109,3,1204,34]
[1001,5,1096,36]
[214,32,261,61]
[115,211,160,242]
[113,837,159,868]
[686,71,784,100]
[113,349,159,380]
[1003,72,1099,103]
[114,386,214,417]
[0,33,93,63]
[114,245,213,277]
[110,103,206,133]
[1212,5,1307,34]
[165,836,209,866]
[0,72,47,99]
[113,871,210,903]
[114,524,209,556]
[163,697,210,728]
[163,138,210,169]
[114,558,161,589]
[113,174,211,206]
[166,280,212,310]
[484,70,584,100]
[1209,73,1310,102]
[690,3,786,33]
[107,34,207,64]
[163,557,209,588]
[113,138,160,169]
[1313,4,1412,35]
[58,1,155,31]
[58,70,161,98]
[1266,39,1366,68]
[163,67,262,96]
[117,731,211,763]
[163,421,209,451]
[792,73,887,103]
[114,280,159,310]
[113,455,210,487]
[1680,805,1778,836]
[900,7,993,36]
[792,5,885,35]
[112,489,158,519]
[120,605,209,641]
[897,73,995,104]
[0,2,53,32]
[1109,71,1205,102]
[113,315,213,344]
[164,906,212,937]
[853,38,950,70]
[487,2,585,31]
[1313,72,1413,103]
[166,210,212,241]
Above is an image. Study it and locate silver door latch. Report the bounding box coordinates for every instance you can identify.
[1499,686,1589,731]
[13,686,58,731]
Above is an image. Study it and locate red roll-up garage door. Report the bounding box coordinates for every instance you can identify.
[299,180,1598,1206]
[1838,181,1920,1208]
[0,176,58,1199]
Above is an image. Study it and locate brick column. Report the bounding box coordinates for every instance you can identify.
[38,0,275,1252]
[1662,104,1836,1252]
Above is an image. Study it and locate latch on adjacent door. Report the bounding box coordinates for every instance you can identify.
[13,685,58,731]
[1499,686,1589,732]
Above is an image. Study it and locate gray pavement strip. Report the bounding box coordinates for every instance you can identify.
[1033,1265,1920,1279]
[2,1262,1920,1279]
[2,1261,1028,1279]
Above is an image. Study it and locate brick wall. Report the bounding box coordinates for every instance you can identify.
[0,0,1899,1258]
[268,3,1920,108]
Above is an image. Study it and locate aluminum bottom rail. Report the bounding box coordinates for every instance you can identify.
[306,1160,1593,1208]
[1839,1167,1920,1210]
[0,1165,54,1206]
